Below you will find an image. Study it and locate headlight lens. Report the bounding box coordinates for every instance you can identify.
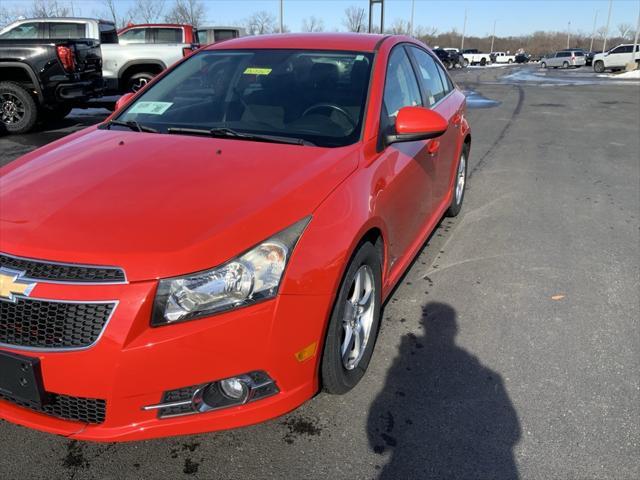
[152,217,310,326]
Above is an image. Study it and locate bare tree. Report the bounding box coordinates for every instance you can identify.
[617,23,633,40]
[1,5,28,26]
[244,11,277,35]
[100,0,122,26]
[165,0,205,28]
[343,5,367,33]
[414,25,438,39]
[387,18,409,35]
[127,0,165,24]
[302,16,324,33]
[30,0,73,17]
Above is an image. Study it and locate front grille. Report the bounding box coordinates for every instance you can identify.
[0,298,115,349]
[0,391,106,424]
[0,253,126,283]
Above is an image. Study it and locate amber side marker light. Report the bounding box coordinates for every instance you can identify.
[295,342,318,363]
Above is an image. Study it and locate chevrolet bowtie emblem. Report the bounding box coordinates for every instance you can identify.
[0,268,37,302]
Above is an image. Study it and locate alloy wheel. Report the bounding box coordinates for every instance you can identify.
[455,153,466,204]
[341,265,376,370]
[0,92,25,125]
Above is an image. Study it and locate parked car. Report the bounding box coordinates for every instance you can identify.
[0,18,196,94]
[0,33,471,441]
[515,53,531,63]
[540,50,586,69]
[462,48,492,66]
[0,32,103,133]
[433,48,456,69]
[197,26,245,45]
[491,52,516,63]
[592,44,640,73]
[585,51,596,66]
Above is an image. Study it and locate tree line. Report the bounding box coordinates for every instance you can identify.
[1,1,635,56]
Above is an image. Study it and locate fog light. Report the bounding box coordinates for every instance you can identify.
[220,377,248,400]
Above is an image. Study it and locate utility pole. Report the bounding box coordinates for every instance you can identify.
[279,0,284,33]
[589,10,598,52]
[461,8,468,51]
[368,0,384,34]
[602,0,613,53]
[631,7,640,70]
[567,21,571,48]
[490,19,496,53]
[409,0,415,37]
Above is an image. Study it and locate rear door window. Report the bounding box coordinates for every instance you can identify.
[49,22,86,39]
[407,46,446,107]
[152,28,183,43]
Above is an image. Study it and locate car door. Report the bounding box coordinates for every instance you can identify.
[407,46,460,211]
[377,46,434,266]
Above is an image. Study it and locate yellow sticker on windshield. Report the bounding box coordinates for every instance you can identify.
[243,67,272,75]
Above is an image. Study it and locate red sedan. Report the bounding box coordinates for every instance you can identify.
[0,33,471,441]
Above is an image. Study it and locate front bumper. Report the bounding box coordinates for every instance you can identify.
[0,277,332,441]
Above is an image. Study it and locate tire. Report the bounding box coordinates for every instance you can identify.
[480,58,487,66]
[321,241,382,395]
[593,60,605,73]
[463,59,469,67]
[541,62,547,69]
[562,61,569,69]
[446,145,469,217]
[41,104,73,122]
[508,59,513,64]
[126,72,155,93]
[0,81,38,134]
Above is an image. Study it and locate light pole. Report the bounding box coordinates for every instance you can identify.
[602,0,613,53]
[409,0,415,37]
[279,0,284,33]
[567,21,571,48]
[461,8,468,51]
[631,7,640,70]
[589,10,598,52]
[490,19,496,53]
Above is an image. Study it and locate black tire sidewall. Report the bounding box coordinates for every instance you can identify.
[594,61,605,73]
[0,82,38,134]
[321,242,382,395]
[127,73,154,93]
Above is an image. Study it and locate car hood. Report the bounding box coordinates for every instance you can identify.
[0,128,358,281]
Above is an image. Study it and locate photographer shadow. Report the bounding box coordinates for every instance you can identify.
[368,302,521,479]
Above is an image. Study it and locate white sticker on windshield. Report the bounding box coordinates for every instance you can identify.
[128,101,173,115]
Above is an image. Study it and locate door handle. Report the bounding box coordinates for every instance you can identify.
[427,140,440,156]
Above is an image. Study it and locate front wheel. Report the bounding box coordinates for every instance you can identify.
[562,61,569,69]
[541,62,547,69]
[126,72,155,93]
[508,59,513,64]
[446,146,468,217]
[593,60,605,73]
[0,81,38,134]
[463,59,469,67]
[480,58,487,66]
[321,241,382,395]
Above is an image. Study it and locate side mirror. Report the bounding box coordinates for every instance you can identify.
[115,92,135,112]
[386,106,448,145]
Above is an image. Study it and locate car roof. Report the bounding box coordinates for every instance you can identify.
[13,17,112,24]
[204,33,389,52]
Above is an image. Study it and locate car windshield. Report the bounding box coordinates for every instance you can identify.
[116,49,374,147]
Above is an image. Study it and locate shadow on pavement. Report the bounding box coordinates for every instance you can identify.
[367,302,521,479]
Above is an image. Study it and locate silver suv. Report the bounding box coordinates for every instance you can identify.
[540,50,586,69]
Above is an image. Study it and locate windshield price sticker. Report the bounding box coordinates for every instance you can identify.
[244,67,272,75]
[128,101,173,115]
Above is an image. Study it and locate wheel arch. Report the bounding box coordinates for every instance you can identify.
[118,60,167,90]
[0,63,43,103]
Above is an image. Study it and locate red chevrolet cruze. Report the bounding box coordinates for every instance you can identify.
[0,33,470,441]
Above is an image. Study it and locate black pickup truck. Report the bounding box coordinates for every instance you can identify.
[0,38,103,134]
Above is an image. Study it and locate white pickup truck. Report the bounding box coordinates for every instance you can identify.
[0,18,195,94]
[461,49,493,66]
[592,44,640,73]
[491,52,516,64]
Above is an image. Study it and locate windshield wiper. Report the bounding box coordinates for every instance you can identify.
[104,120,158,133]
[166,126,314,146]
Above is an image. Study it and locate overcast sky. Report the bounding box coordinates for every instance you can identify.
[3,0,639,37]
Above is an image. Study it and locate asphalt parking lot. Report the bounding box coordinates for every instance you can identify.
[0,64,638,479]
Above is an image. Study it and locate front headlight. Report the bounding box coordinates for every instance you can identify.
[151,217,310,326]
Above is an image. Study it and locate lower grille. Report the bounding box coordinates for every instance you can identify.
[0,297,115,349]
[0,391,106,424]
